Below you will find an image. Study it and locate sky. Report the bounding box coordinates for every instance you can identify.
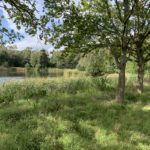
[0,0,54,51]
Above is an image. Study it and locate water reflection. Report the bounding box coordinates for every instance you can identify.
[0,77,23,84]
[0,67,85,83]
[0,68,25,77]
[25,68,49,77]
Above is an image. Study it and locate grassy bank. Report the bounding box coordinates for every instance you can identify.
[0,77,150,150]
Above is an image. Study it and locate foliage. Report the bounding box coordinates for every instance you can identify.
[25,63,31,71]
[0,46,50,68]
[145,61,150,74]
[30,51,41,68]
[126,62,137,74]
[30,49,49,68]
[50,50,80,69]
[0,46,32,67]
[0,0,37,44]
[77,50,117,76]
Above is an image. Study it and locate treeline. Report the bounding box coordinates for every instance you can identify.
[0,45,117,75]
[0,45,79,69]
[1,44,149,78]
[0,45,49,68]
[50,49,117,76]
[2,44,148,76]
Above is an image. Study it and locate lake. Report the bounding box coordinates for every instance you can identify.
[0,67,86,84]
[0,77,24,84]
[0,67,24,84]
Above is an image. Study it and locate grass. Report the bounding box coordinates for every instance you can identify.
[0,77,150,150]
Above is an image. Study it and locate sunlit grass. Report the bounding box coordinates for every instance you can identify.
[0,77,150,149]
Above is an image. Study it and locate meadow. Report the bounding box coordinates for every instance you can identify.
[0,76,150,150]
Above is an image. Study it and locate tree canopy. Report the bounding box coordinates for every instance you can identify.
[0,0,38,44]
[37,0,135,102]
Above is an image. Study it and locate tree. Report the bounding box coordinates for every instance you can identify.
[50,50,62,68]
[0,46,33,67]
[30,51,41,68]
[0,45,8,66]
[39,49,49,68]
[77,49,116,76]
[21,47,32,65]
[50,50,79,68]
[30,50,49,68]
[38,0,135,103]
[0,0,37,44]
[129,1,150,93]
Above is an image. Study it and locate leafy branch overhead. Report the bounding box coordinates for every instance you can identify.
[0,0,38,44]
[39,1,133,50]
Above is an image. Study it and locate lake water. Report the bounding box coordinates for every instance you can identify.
[0,68,25,84]
[0,68,85,84]
[0,77,24,84]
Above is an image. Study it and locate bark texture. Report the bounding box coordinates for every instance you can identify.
[116,50,126,103]
[137,52,145,93]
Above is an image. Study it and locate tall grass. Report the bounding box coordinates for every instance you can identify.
[0,78,149,150]
[0,77,114,104]
[0,84,150,150]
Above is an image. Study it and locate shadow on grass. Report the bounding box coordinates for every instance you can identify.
[37,91,150,149]
[0,90,150,150]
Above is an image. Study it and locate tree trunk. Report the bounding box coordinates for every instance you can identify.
[137,59,145,93]
[136,46,145,93]
[115,0,129,103]
[116,50,126,103]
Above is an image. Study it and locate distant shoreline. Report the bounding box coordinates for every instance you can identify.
[0,67,25,73]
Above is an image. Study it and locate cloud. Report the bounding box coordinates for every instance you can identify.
[8,35,54,51]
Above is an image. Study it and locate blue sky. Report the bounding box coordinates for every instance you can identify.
[0,1,53,51]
